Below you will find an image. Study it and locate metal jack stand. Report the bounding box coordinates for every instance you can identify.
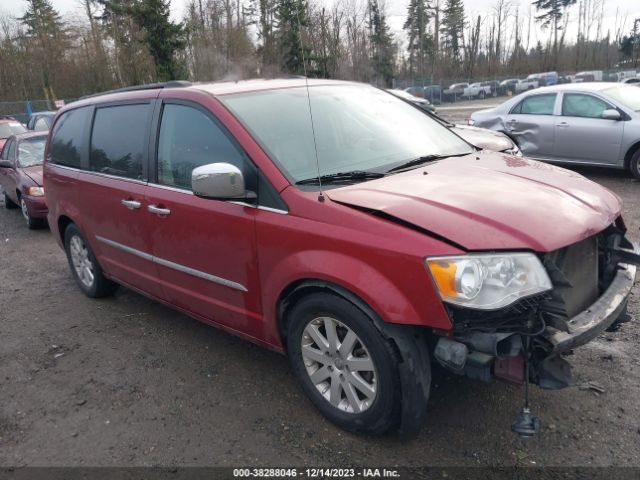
[512,335,541,438]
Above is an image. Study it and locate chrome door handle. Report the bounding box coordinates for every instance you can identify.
[557,122,569,128]
[121,199,141,210]
[148,205,171,216]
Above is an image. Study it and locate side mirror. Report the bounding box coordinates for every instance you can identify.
[602,109,621,120]
[192,162,255,201]
[0,160,12,168]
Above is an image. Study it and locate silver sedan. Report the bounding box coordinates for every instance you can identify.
[469,83,640,179]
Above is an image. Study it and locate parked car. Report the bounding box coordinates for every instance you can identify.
[469,82,640,179]
[27,111,56,131]
[443,82,469,102]
[403,86,426,98]
[387,89,436,112]
[463,82,492,100]
[515,74,541,93]
[576,70,603,82]
[0,117,27,151]
[424,85,443,104]
[44,79,639,436]
[498,78,520,96]
[0,131,48,228]
[621,77,640,85]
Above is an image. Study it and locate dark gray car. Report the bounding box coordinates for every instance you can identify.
[469,83,640,178]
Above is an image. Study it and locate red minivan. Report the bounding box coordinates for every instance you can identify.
[44,79,639,436]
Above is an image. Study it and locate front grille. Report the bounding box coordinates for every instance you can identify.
[542,236,599,319]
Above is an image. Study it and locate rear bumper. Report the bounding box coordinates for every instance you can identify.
[543,248,638,353]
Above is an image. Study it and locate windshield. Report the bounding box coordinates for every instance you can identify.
[0,122,26,139]
[602,86,640,111]
[220,85,472,184]
[18,136,47,167]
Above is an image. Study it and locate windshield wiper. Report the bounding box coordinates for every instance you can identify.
[386,152,470,173]
[295,170,386,185]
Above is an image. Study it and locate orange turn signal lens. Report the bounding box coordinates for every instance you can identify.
[427,260,458,298]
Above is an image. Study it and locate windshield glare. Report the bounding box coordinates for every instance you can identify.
[221,85,472,184]
[0,122,27,139]
[603,86,640,111]
[18,137,47,167]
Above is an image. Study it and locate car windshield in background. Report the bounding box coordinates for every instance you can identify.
[602,85,640,111]
[0,123,27,139]
[18,137,47,167]
[220,85,473,184]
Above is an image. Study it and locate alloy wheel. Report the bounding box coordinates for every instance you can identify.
[20,199,29,224]
[69,235,95,288]
[301,316,377,413]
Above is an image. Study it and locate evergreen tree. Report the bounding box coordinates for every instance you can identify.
[368,0,394,86]
[403,0,432,78]
[276,0,309,75]
[108,0,186,81]
[441,0,464,63]
[20,0,68,100]
[532,0,576,66]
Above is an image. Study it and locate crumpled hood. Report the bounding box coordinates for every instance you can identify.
[451,124,515,152]
[22,165,43,186]
[327,152,622,252]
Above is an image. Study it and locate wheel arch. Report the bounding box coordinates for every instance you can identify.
[57,215,74,245]
[624,140,640,169]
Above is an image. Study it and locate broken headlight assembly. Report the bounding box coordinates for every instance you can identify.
[426,253,552,310]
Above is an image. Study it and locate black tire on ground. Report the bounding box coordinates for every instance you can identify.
[479,90,486,100]
[4,191,18,209]
[630,149,640,180]
[20,197,45,230]
[64,223,118,298]
[286,292,403,435]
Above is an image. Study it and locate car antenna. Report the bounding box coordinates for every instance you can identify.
[295,6,324,202]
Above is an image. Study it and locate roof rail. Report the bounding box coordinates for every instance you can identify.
[80,80,192,100]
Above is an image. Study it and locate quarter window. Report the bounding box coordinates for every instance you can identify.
[156,104,250,190]
[511,94,557,115]
[50,107,91,168]
[1,139,13,161]
[89,104,149,179]
[562,94,612,119]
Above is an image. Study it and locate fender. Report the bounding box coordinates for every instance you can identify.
[260,249,452,348]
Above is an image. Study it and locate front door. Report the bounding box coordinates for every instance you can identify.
[0,139,18,203]
[145,101,262,335]
[552,93,624,165]
[505,93,558,159]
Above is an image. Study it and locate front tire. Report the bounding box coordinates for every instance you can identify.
[478,90,486,100]
[20,197,45,229]
[286,292,401,435]
[630,149,640,180]
[64,223,118,298]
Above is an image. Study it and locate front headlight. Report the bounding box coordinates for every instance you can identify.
[426,253,552,310]
[26,186,44,197]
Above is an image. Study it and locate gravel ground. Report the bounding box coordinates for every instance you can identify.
[0,103,639,467]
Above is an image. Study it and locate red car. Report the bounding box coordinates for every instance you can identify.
[44,80,639,436]
[1,131,48,228]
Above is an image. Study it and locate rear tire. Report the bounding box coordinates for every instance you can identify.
[479,90,486,100]
[4,191,17,209]
[286,292,402,435]
[64,223,118,298]
[630,149,640,180]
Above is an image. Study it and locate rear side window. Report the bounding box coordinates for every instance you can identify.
[156,104,249,190]
[562,94,611,118]
[50,107,91,168]
[90,104,149,180]
[34,117,50,131]
[511,94,556,115]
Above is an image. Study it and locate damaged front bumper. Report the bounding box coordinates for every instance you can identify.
[434,243,639,388]
[543,257,637,353]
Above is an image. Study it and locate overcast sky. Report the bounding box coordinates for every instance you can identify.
[2,0,639,46]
